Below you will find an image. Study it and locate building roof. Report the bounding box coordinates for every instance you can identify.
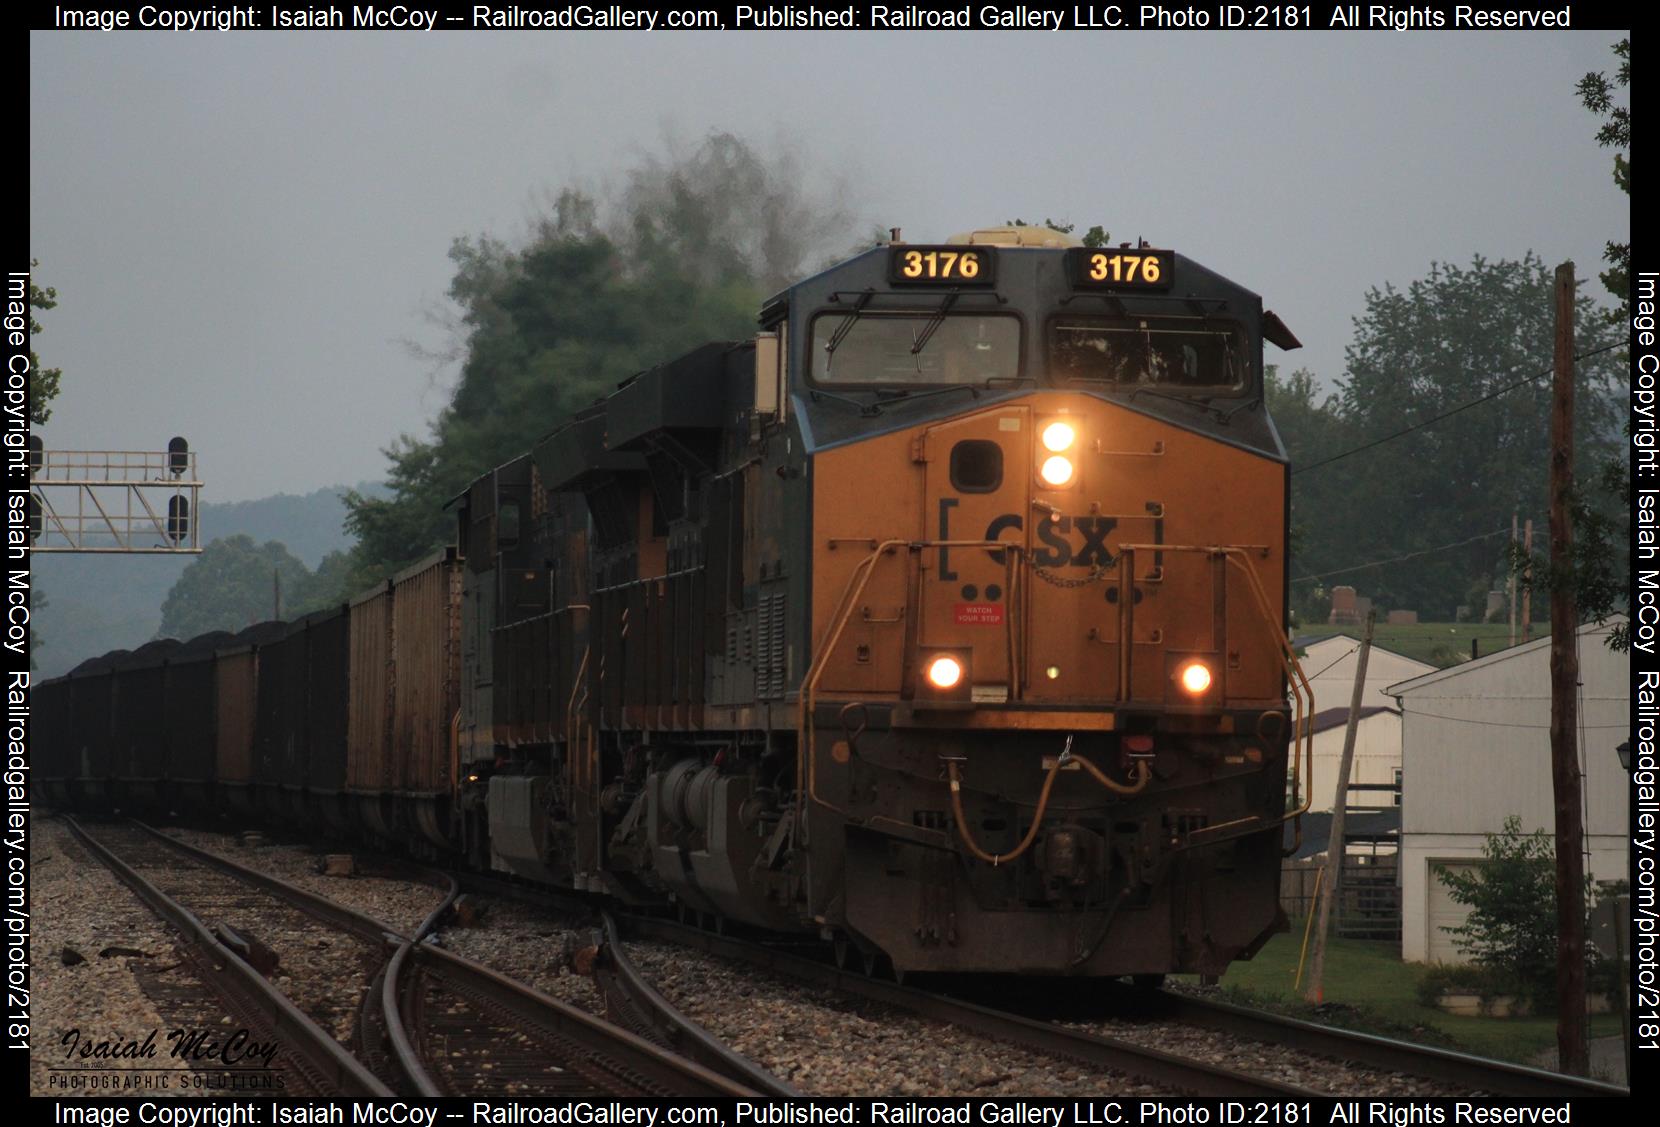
[1300,705,1399,737]
[1384,617,1626,698]
[1295,633,1433,667]
[1284,808,1401,859]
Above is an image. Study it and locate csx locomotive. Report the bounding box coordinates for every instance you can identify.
[38,225,1313,979]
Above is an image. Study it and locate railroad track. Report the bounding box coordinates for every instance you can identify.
[455,873,1323,1097]
[60,816,390,1097]
[627,911,1629,1098]
[594,913,801,1096]
[1141,989,1629,1098]
[612,913,1321,1098]
[68,818,761,1098]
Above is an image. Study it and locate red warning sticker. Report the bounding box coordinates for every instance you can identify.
[954,602,1004,625]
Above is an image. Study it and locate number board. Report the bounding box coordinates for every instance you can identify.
[888,246,996,286]
[1067,248,1175,290]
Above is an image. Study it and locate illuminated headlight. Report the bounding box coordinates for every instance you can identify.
[927,655,964,690]
[1041,421,1076,452]
[1040,455,1075,487]
[1178,661,1213,695]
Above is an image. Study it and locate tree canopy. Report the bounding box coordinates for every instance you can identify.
[1577,38,1630,318]
[158,535,315,639]
[1280,254,1623,621]
[333,134,861,595]
[28,260,62,424]
[1005,218,1110,247]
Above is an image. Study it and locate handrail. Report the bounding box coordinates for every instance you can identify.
[1108,543,1314,838]
[797,538,1311,854]
[797,538,1030,824]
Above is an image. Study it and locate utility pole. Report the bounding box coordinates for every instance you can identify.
[1305,609,1374,1004]
[1548,260,1588,1076]
[1508,509,1518,647]
[274,568,282,621]
[1521,520,1534,642]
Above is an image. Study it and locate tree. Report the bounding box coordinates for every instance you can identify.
[291,549,367,616]
[1560,38,1635,652]
[1266,367,1356,623]
[28,260,62,424]
[336,133,862,588]
[1434,816,1599,1011]
[1007,218,1110,247]
[1287,254,1623,618]
[1577,38,1630,319]
[157,535,312,639]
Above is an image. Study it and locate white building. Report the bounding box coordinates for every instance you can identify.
[1295,636,1432,814]
[1301,706,1403,814]
[1387,620,1630,963]
[1300,634,1434,714]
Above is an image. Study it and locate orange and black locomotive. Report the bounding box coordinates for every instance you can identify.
[38,225,1313,979]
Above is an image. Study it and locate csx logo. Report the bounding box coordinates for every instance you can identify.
[938,503,1124,580]
[986,513,1120,568]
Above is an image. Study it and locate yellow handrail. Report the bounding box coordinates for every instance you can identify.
[795,539,1312,852]
[797,538,1030,824]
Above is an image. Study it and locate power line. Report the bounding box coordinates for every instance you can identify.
[1292,528,1510,585]
[1299,643,1361,681]
[1291,342,1623,476]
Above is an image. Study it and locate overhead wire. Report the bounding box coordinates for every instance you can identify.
[1291,528,1511,585]
[1291,342,1624,477]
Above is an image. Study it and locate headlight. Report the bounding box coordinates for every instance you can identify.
[926,655,964,690]
[1040,455,1075,487]
[1041,420,1076,452]
[1178,661,1213,695]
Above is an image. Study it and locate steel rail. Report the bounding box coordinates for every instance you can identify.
[596,911,802,1096]
[61,816,393,1097]
[402,940,762,1097]
[378,863,461,1097]
[1153,990,1629,1098]
[127,819,416,948]
[615,914,1321,1098]
[129,822,757,1096]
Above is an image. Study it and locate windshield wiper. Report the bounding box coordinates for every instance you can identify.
[1126,385,1256,424]
[808,386,883,417]
[869,384,982,407]
[910,290,960,357]
[823,289,876,359]
[983,374,1036,389]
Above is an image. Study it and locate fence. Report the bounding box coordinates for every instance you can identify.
[1282,853,1402,941]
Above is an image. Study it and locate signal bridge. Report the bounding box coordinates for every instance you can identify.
[26,436,202,554]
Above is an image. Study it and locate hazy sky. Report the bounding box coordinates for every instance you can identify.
[30,29,1629,502]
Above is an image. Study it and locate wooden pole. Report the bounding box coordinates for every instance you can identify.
[1305,609,1374,1003]
[1522,520,1534,642]
[1509,508,1518,647]
[1548,260,1588,1076]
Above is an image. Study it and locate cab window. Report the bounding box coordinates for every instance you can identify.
[811,313,1021,388]
[1049,316,1248,392]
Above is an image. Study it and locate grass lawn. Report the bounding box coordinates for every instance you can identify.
[1293,622,1534,667]
[1181,925,1622,1070]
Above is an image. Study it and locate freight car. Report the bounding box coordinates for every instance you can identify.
[37,225,1314,980]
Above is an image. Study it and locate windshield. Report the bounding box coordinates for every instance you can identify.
[810,313,1021,387]
[1049,316,1248,392]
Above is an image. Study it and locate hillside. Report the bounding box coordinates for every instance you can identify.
[31,482,383,678]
